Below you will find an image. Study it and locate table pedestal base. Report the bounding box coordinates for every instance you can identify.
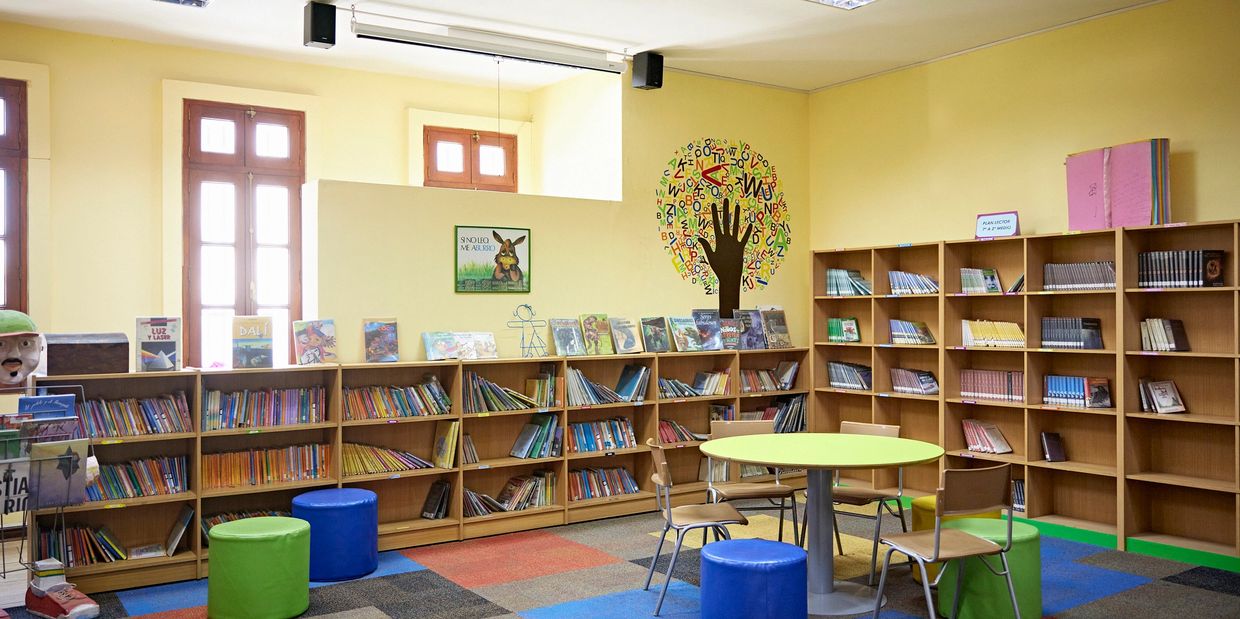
[809,582,883,616]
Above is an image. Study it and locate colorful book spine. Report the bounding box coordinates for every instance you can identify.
[85,455,188,501]
[566,417,638,453]
[959,369,1024,402]
[343,377,452,420]
[77,392,193,438]
[569,466,640,501]
[201,444,332,489]
[201,387,326,431]
[342,443,433,476]
[201,510,291,535]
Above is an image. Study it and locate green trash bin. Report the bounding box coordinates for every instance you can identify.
[208,516,311,619]
[935,518,1041,619]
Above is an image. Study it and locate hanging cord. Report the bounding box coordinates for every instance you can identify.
[496,56,502,138]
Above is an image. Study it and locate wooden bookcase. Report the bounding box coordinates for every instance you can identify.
[811,220,1240,559]
[27,347,810,592]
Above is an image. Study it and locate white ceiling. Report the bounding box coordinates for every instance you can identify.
[0,0,1160,92]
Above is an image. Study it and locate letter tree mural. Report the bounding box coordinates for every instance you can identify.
[656,138,791,316]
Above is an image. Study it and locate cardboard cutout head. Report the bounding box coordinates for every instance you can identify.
[0,311,41,385]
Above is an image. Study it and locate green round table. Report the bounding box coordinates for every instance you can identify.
[701,433,944,617]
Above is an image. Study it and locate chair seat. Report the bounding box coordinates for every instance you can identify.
[672,502,749,528]
[830,485,896,506]
[712,482,797,500]
[880,528,1001,561]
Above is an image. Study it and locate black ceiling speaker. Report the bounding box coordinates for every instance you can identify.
[632,51,663,90]
[304,1,336,49]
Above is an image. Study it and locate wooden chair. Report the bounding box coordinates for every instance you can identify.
[871,463,1021,619]
[705,420,799,542]
[798,420,907,585]
[643,438,748,616]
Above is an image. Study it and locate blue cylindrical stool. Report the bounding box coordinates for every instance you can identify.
[292,488,378,581]
[700,539,808,619]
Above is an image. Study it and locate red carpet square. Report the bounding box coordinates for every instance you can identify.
[402,530,621,588]
[132,606,207,619]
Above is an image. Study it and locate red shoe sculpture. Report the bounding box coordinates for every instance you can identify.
[24,559,99,619]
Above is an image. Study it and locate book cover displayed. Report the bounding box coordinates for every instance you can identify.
[1145,379,1186,413]
[165,504,194,557]
[28,438,88,508]
[1066,138,1170,230]
[18,394,75,420]
[292,319,338,365]
[136,316,181,372]
[734,309,767,350]
[1040,431,1067,462]
[960,419,1013,454]
[363,318,399,362]
[1087,377,1113,408]
[0,459,28,516]
[422,331,459,361]
[959,268,1003,293]
[889,319,935,345]
[667,317,704,352]
[232,315,274,369]
[760,310,792,349]
[431,420,460,468]
[454,332,498,360]
[691,309,724,351]
[127,543,166,560]
[719,318,741,350]
[826,317,861,343]
[550,319,587,356]
[578,314,614,355]
[640,317,671,353]
[18,417,83,456]
[608,318,644,354]
[961,320,1025,348]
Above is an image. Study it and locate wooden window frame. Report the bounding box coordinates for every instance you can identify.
[0,78,28,313]
[424,126,517,193]
[183,99,305,367]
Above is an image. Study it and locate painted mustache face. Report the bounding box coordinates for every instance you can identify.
[0,335,40,385]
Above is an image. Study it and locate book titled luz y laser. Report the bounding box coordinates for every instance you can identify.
[136,317,181,372]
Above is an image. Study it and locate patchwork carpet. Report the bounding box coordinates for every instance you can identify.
[6,502,1238,618]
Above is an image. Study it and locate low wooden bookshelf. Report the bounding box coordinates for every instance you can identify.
[812,219,1240,559]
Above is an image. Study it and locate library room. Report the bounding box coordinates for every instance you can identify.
[0,0,1236,617]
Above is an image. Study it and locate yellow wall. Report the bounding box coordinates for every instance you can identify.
[529,72,623,201]
[809,0,1240,248]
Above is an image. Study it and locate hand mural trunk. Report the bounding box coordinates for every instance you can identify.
[696,198,753,318]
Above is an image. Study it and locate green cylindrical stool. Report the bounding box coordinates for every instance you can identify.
[910,495,1001,583]
[936,518,1041,619]
[208,517,310,619]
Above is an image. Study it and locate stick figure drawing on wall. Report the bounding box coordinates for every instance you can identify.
[507,304,548,358]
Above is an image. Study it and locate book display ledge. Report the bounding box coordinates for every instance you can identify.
[30,348,810,592]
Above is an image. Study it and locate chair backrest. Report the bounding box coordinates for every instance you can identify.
[708,420,775,482]
[840,420,900,438]
[938,463,1013,516]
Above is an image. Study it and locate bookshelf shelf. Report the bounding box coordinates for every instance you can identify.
[378,518,459,535]
[200,478,339,499]
[91,432,197,445]
[343,468,454,483]
[740,388,810,398]
[463,407,558,419]
[566,445,650,460]
[814,220,1240,559]
[67,550,199,578]
[462,455,562,471]
[200,421,337,437]
[43,492,199,515]
[461,504,565,524]
[656,395,735,405]
[567,401,650,411]
[341,415,452,426]
[569,490,657,508]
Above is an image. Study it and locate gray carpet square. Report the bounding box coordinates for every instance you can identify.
[1076,549,1194,580]
[305,571,510,619]
[1164,565,1240,597]
[631,547,703,587]
[1057,580,1240,619]
[474,561,652,611]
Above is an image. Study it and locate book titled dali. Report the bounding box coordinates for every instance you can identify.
[608,318,644,354]
[136,317,181,372]
[232,316,274,369]
[579,314,615,355]
[550,319,587,356]
[640,317,671,353]
[363,318,399,363]
[292,319,338,365]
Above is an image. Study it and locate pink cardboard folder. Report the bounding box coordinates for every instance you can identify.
[1066,139,1166,230]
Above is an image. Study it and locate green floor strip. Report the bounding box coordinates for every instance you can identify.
[1127,538,1240,573]
[1014,517,1116,549]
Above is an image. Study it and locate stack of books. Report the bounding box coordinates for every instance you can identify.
[342,443,433,476]
[1042,261,1116,290]
[566,367,625,406]
[614,364,651,402]
[960,369,1024,402]
[201,386,326,431]
[692,370,731,396]
[202,444,332,489]
[463,371,541,413]
[86,455,187,501]
[826,317,861,343]
[38,526,126,567]
[960,419,1013,454]
[658,419,708,443]
[77,392,193,438]
[343,376,452,420]
[826,361,872,390]
[1043,375,1112,409]
[461,434,479,465]
[1136,378,1186,414]
[567,417,638,453]
[769,394,807,433]
[1012,479,1026,512]
[463,471,557,516]
[960,268,1003,293]
[889,320,935,344]
[1139,318,1190,351]
[889,368,939,396]
[1137,250,1226,288]
[658,377,699,399]
[420,479,452,520]
[961,320,1026,348]
[825,269,873,296]
[1040,317,1104,349]
[739,361,799,393]
[887,271,939,294]
[525,363,559,408]
[569,466,640,501]
[509,414,561,459]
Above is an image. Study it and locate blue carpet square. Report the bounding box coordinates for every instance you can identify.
[1043,538,1149,614]
[310,550,427,588]
[116,579,207,616]
[520,580,701,619]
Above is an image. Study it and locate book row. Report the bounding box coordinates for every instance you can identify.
[1040,317,1103,350]
[341,443,432,477]
[961,320,1025,348]
[889,319,936,345]
[201,509,290,536]
[200,387,326,432]
[566,367,632,407]
[342,376,453,420]
[566,417,638,453]
[509,414,562,459]
[1138,319,1190,352]
[739,362,799,393]
[658,419,707,443]
[37,526,126,568]
[960,268,1005,294]
[1136,378,1187,414]
[85,455,187,502]
[1137,249,1226,288]
[1042,261,1116,290]
[76,392,193,438]
[961,419,1013,454]
[201,444,333,489]
[890,368,939,396]
[960,369,1025,402]
[569,466,641,501]
[421,479,452,520]
[825,317,861,343]
[887,270,939,295]
[463,470,556,516]
[1043,375,1112,409]
[826,361,873,391]
[551,310,793,356]
[825,269,873,296]
[462,371,545,413]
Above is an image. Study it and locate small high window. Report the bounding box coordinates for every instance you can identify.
[424,126,517,193]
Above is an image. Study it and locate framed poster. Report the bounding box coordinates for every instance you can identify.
[455,226,530,293]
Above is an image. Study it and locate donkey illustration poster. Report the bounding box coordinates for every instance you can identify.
[455,226,531,293]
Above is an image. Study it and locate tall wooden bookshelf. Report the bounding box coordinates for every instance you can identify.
[27,347,810,592]
[811,220,1240,561]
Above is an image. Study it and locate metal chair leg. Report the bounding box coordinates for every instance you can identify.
[1001,552,1021,619]
[833,511,844,555]
[950,559,965,619]
[790,493,800,548]
[654,530,686,616]
[868,501,884,586]
[916,559,936,619]
[644,524,670,590]
[777,498,786,542]
[895,498,908,532]
[870,546,897,619]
